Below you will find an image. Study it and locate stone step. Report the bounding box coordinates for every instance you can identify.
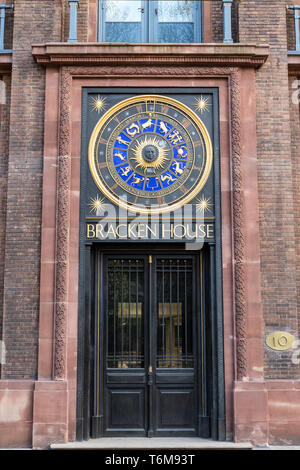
[50,437,253,450]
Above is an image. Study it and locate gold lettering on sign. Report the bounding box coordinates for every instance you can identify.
[162,224,174,239]
[207,224,214,238]
[265,331,295,351]
[87,224,95,238]
[115,224,127,238]
[174,224,186,238]
[86,223,215,240]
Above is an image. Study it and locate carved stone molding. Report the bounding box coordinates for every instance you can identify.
[54,68,72,380]
[32,43,269,69]
[53,64,248,381]
[230,70,248,379]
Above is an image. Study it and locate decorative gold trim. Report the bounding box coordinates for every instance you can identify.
[131,135,169,173]
[85,216,216,220]
[194,95,211,115]
[88,95,213,215]
[89,95,107,114]
[200,251,204,414]
[97,252,100,415]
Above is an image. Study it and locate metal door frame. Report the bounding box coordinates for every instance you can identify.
[98,251,200,437]
[76,243,225,440]
[76,86,225,441]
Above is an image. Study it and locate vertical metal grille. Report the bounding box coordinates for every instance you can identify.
[106,258,144,368]
[156,258,194,368]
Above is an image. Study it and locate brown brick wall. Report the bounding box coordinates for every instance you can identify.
[0,74,11,377]
[287,9,296,51]
[289,74,300,364]
[211,0,239,43]
[1,0,298,381]
[63,0,89,42]
[3,0,14,51]
[1,0,62,379]
[239,1,299,379]
[211,1,223,42]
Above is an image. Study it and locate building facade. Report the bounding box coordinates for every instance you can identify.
[0,0,300,449]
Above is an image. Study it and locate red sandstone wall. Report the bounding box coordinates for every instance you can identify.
[1,0,62,380]
[239,0,299,380]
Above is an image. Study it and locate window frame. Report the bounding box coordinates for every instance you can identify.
[97,0,202,43]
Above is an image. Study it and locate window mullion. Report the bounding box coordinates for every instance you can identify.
[142,0,148,43]
[149,0,158,43]
[98,0,106,42]
[195,1,202,43]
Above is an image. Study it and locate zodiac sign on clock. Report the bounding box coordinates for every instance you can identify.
[141,119,153,130]
[120,166,131,177]
[161,173,176,185]
[117,136,129,146]
[131,175,144,186]
[114,151,126,161]
[172,161,184,176]
[126,122,140,138]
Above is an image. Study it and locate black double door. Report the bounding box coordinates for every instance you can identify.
[97,252,205,437]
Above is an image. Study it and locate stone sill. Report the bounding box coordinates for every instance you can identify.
[0,52,12,71]
[32,43,269,68]
[288,51,300,72]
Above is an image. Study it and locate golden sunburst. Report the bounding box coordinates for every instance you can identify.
[89,195,105,214]
[196,195,213,213]
[194,95,211,115]
[130,136,169,173]
[89,95,107,114]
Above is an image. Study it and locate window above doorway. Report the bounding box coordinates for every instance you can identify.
[97,0,202,43]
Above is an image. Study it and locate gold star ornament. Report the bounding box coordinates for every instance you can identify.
[196,195,212,213]
[89,95,107,114]
[194,95,211,115]
[89,195,105,214]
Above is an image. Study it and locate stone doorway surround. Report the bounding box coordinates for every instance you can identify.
[25,43,270,449]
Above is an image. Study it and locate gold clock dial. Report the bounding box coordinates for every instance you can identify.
[88,95,213,215]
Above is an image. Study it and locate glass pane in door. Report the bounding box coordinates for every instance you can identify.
[104,0,143,43]
[156,258,194,368]
[106,259,145,368]
[157,1,194,43]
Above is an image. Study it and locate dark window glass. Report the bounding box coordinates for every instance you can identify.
[157,1,194,43]
[156,258,194,368]
[107,259,145,368]
[98,0,201,43]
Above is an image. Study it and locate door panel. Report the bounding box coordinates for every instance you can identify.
[103,256,148,435]
[102,252,199,436]
[156,389,196,426]
[107,389,146,429]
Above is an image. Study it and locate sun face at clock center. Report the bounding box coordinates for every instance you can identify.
[129,135,171,176]
[142,144,159,163]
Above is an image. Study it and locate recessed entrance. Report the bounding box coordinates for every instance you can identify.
[77,88,225,442]
[93,250,207,437]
